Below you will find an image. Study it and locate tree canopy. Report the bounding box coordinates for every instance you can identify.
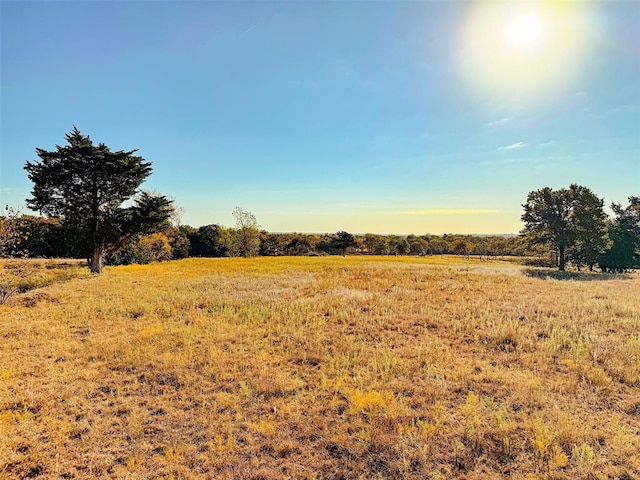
[24,127,172,273]
[521,184,607,271]
[331,231,357,256]
[230,207,260,258]
[599,196,640,272]
[188,224,230,257]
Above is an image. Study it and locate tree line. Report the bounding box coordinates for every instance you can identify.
[10,203,636,271]
[1,128,638,273]
[0,213,532,261]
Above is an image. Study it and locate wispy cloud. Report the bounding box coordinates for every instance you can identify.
[239,24,256,37]
[486,117,510,127]
[498,142,527,151]
[396,209,499,216]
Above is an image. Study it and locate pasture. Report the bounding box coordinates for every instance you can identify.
[1,256,638,479]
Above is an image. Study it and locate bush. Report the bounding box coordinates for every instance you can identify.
[107,233,172,265]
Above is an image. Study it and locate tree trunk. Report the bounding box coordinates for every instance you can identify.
[89,243,105,274]
[558,245,566,271]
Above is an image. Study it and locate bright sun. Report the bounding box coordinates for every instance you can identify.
[457,2,591,101]
[506,13,542,44]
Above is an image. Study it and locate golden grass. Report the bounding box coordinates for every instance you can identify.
[0,259,89,305]
[0,256,638,479]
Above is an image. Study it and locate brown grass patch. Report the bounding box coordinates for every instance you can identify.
[0,256,638,479]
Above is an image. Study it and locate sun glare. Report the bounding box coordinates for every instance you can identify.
[507,13,542,44]
[457,3,592,101]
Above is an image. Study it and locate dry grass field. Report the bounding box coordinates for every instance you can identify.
[1,256,638,479]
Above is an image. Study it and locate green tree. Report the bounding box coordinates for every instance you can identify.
[409,237,429,255]
[520,185,606,271]
[389,236,410,255]
[428,236,447,254]
[599,196,640,272]
[14,215,62,258]
[285,234,315,255]
[521,187,573,270]
[487,237,508,257]
[260,232,287,256]
[613,196,640,238]
[450,238,472,256]
[330,231,357,256]
[568,185,608,270]
[230,207,260,257]
[24,128,172,273]
[363,233,388,255]
[189,224,230,257]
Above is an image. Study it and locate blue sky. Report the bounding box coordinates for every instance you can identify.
[1,1,638,234]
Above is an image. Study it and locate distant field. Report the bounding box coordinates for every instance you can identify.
[1,256,638,479]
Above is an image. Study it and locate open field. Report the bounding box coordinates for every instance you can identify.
[0,260,89,306]
[1,256,638,479]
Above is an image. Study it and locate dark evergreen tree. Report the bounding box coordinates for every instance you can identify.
[330,231,357,256]
[614,196,640,238]
[24,127,173,273]
[599,196,640,272]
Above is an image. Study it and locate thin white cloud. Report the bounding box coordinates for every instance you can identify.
[498,142,527,151]
[486,117,510,127]
[397,209,499,216]
[240,25,256,36]
[539,140,555,147]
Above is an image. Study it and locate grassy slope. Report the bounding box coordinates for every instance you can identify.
[0,256,638,479]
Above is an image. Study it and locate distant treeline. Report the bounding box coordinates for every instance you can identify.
[1,215,532,263]
[8,128,637,274]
